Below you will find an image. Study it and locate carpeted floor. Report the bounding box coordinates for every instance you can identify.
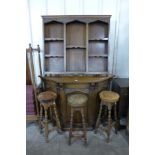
[26,122,129,155]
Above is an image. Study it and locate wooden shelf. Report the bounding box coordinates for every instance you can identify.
[45,38,64,41]
[45,55,64,58]
[66,46,86,49]
[89,38,108,41]
[89,55,108,58]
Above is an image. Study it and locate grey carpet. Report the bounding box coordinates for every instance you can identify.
[26,122,129,155]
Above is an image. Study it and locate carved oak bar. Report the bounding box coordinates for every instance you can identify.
[40,75,113,129]
[40,15,112,130]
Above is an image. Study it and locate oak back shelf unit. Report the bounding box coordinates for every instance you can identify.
[42,15,111,75]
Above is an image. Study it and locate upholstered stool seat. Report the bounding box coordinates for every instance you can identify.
[99,91,119,103]
[38,91,57,103]
[68,94,88,107]
[38,91,61,143]
[67,92,88,146]
[95,90,120,142]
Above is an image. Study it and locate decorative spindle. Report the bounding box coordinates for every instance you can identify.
[94,102,103,133]
[53,101,61,132]
[39,106,43,133]
[44,109,49,143]
[69,108,73,145]
[107,107,112,143]
[114,102,118,134]
[81,109,87,146]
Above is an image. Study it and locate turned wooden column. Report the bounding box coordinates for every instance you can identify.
[58,83,67,128]
[88,83,98,127]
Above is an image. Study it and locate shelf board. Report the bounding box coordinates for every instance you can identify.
[45,55,64,58]
[89,55,108,58]
[66,45,86,49]
[89,38,108,41]
[44,38,64,41]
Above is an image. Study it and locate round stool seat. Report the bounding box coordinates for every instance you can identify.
[68,94,88,107]
[38,91,57,103]
[99,91,119,103]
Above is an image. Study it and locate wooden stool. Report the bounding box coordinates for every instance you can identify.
[38,91,61,143]
[67,93,88,146]
[95,90,120,142]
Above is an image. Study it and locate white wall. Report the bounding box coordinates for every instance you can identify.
[26,0,129,84]
[114,0,129,78]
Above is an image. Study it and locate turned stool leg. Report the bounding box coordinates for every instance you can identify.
[39,105,43,133]
[95,102,103,133]
[69,108,73,145]
[50,106,53,122]
[44,109,49,143]
[107,105,112,143]
[53,101,61,132]
[104,106,108,120]
[114,102,118,134]
[81,109,87,146]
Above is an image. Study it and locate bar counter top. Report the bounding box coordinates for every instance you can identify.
[40,75,113,84]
